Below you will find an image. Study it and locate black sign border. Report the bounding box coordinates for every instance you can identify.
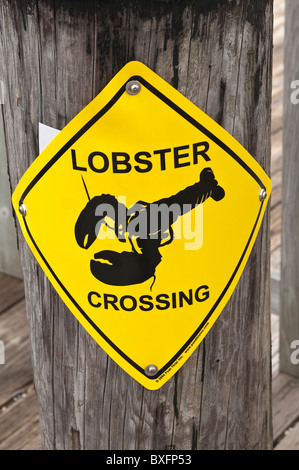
[19,74,266,382]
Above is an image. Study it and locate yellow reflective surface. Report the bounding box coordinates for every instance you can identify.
[12,62,271,389]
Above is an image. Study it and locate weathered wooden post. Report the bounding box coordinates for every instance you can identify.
[280,0,299,377]
[0,0,273,450]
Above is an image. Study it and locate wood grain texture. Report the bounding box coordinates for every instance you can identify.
[0,0,273,449]
[279,0,299,377]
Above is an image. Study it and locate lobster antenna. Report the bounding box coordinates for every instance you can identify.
[81,174,91,201]
[150,273,156,291]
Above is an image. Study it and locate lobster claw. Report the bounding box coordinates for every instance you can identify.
[75,194,129,249]
[75,196,104,249]
[91,248,161,286]
[200,167,225,201]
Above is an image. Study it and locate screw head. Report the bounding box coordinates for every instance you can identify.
[144,364,158,377]
[259,189,267,201]
[126,80,141,95]
[19,203,27,216]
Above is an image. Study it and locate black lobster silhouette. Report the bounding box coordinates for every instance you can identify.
[75,168,225,287]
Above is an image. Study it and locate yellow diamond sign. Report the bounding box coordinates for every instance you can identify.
[12,61,271,390]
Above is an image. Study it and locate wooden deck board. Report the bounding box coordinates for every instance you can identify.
[0,276,41,450]
[0,385,41,450]
[273,373,299,444]
[275,422,299,451]
[0,299,33,408]
[0,273,25,314]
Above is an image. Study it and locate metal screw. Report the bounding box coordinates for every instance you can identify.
[144,364,158,377]
[19,203,27,216]
[126,80,141,95]
[259,189,267,201]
